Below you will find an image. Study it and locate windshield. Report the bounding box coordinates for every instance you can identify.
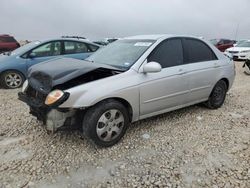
[236,41,250,47]
[86,39,155,70]
[10,41,41,56]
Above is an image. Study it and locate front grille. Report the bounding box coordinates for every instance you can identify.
[25,85,47,105]
[228,51,239,54]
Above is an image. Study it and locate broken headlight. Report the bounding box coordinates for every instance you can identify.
[45,90,69,106]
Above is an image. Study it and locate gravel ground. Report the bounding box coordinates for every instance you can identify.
[0,62,249,188]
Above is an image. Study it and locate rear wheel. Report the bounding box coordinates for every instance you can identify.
[82,100,129,147]
[205,80,227,109]
[0,71,25,89]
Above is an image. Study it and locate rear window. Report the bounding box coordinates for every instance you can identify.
[223,40,232,44]
[0,36,17,42]
[184,39,217,63]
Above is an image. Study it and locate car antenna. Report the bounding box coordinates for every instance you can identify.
[234,23,240,41]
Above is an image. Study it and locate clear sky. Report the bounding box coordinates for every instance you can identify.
[1,0,249,41]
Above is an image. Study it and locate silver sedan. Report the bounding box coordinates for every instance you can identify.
[19,34,235,147]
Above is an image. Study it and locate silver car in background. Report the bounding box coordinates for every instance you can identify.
[19,35,235,147]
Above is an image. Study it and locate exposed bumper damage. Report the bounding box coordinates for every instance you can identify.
[18,58,121,131]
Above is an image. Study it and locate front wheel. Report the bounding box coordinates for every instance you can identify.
[205,80,227,109]
[82,100,129,147]
[0,71,25,89]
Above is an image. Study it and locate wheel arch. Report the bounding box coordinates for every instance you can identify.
[220,77,229,91]
[0,69,26,79]
[91,97,134,123]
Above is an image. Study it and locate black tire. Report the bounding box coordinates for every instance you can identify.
[205,80,227,109]
[0,70,25,89]
[243,62,250,75]
[82,100,130,147]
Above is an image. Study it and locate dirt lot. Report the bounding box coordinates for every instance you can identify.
[0,62,249,188]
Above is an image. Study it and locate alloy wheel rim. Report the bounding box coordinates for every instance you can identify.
[5,73,22,88]
[96,109,125,142]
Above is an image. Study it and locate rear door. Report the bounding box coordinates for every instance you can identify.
[62,41,96,60]
[139,38,190,117]
[182,38,220,103]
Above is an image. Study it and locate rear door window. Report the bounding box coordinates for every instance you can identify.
[148,38,184,68]
[183,38,217,63]
[64,41,88,54]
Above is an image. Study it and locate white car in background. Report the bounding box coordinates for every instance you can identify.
[225,40,250,60]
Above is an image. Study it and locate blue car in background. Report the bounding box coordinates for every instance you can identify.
[0,37,100,89]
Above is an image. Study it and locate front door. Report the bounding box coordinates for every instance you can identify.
[139,38,189,118]
[26,41,62,69]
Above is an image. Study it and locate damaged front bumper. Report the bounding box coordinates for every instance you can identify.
[18,58,120,132]
[18,87,77,132]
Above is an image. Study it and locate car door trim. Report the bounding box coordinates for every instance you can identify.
[189,85,211,93]
[140,98,207,120]
[143,90,189,104]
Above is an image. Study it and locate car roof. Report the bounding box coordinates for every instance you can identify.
[0,34,13,38]
[40,38,100,46]
[123,34,200,40]
[124,34,171,40]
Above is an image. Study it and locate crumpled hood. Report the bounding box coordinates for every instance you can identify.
[28,57,119,94]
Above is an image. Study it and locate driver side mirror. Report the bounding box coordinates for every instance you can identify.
[143,62,162,73]
[29,52,37,59]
